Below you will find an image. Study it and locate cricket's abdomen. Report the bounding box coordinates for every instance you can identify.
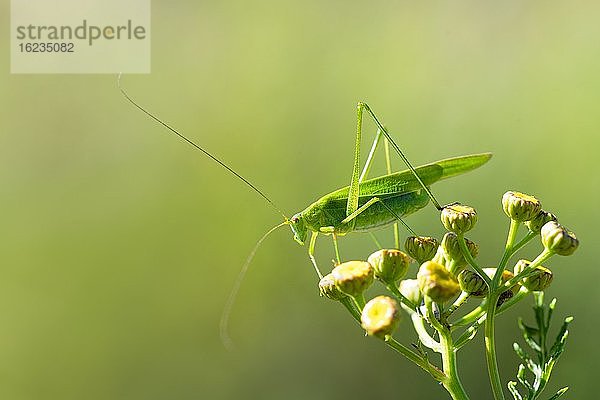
[302,189,430,234]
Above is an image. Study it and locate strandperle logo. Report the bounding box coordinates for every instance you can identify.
[15,19,147,46]
[11,0,151,74]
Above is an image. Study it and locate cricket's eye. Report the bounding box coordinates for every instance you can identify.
[291,216,299,223]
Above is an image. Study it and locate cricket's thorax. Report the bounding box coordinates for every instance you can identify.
[301,189,430,235]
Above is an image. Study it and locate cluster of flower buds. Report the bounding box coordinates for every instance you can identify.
[502,191,579,255]
[317,190,579,343]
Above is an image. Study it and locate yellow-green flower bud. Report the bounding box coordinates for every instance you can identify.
[441,232,479,268]
[417,261,460,303]
[361,295,401,338]
[513,260,553,292]
[332,261,374,297]
[502,191,541,222]
[318,273,347,301]
[541,221,579,256]
[525,210,557,233]
[458,270,488,297]
[441,203,478,234]
[484,268,520,306]
[368,249,410,285]
[404,236,438,264]
[525,267,553,292]
[399,279,422,305]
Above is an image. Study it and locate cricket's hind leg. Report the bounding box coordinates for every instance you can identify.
[357,102,444,211]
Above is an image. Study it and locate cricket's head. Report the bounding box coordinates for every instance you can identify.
[289,213,308,245]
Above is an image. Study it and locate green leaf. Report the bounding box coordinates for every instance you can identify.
[513,343,537,373]
[509,297,572,400]
[508,381,524,400]
[534,301,546,335]
[549,317,573,359]
[518,318,542,353]
[516,364,533,392]
[546,298,557,327]
[547,387,568,400]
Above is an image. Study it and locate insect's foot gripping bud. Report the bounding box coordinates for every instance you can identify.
[332,261,374,298]
[368,249,410,285]
[404,236,438,264]
[441,232,479,270]
[541,221,579,256]
[441,204,477,234]
[361,295,400,339]
[484,268,520,306]
[399,279,422,306]
[513,260,553,292]
[458,270,488,297]
[417,261,460,303]
[319,274,347,301]
[502,191,541,222]
[525,210,557,233]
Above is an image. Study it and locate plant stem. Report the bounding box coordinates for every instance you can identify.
[385,337,446,381]
[495,219,520,279]
[353,293,366,310]
[484,292,504,400]
[484,218,521,400]
[425,297,470,399]
[458,234,491,286]
[509,231,537,255]
[451,300,486,327]
[340,296,361,322]
[440,330,471,400]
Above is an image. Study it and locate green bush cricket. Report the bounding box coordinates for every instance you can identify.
[118,77,491,347]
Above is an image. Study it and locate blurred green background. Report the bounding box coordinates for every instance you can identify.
[0,1,598,399]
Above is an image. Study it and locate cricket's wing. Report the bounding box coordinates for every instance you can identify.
[325,153,493,200]
[433,152,493,182]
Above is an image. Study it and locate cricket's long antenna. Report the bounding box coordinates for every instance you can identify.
[117,74,288,220]
[360,103,443,210]
[219,222,288,351]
